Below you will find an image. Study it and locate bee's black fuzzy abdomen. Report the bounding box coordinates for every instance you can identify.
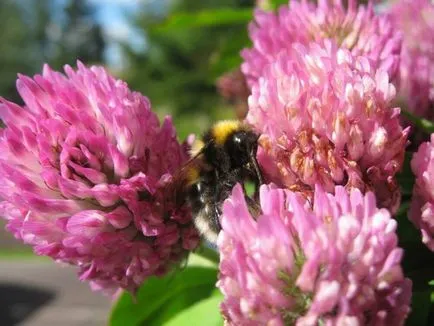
[188,173,221,243]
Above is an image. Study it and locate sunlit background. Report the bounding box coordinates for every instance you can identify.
[0,0,261,325]
[5,0,406,325]
[1,0,261,138]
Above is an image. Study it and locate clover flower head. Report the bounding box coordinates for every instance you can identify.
[389,0,434,121]
[217,183,411,325]
[410,134,434,251]
[0,62,200,294]
[247,41,408,212]
[242,0,402,88]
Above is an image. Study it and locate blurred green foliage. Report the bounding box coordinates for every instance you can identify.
[0,0,106,257]
[0,0,40,102]
[110,255,220,326]
[120,0,290,138]
[0,0,104,102]
[122,0,256,139]
[50,0,105,68]
[0,0,286,138]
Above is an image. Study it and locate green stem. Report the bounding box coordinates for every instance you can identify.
[194,243,220,264]
[396,201,410,216]
[402,110,434,134]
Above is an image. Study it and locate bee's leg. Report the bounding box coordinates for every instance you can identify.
[211,170,237,230]
[245,196,261,219]
[211,200,221,232]
[212,178,224,232]
[229,169,261,218]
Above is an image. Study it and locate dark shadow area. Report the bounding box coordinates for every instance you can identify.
[0,284,55,326]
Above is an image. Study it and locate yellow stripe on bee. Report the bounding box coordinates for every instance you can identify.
[211,120,242,145]
[190,139,205,157]
[186,166,200,185]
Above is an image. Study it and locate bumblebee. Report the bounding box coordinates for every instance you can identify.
[167,120,263,244]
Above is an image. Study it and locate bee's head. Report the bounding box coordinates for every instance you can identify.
[226,130,258,163]
[226,130,263,184]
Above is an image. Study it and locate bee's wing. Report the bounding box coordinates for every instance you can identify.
[245,194,261,219]
[164,146,206,207]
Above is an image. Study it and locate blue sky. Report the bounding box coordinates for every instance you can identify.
[87,0,169,67]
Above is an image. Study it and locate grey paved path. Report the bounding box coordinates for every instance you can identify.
[0,260,112,326]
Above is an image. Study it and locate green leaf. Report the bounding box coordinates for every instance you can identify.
[395,201,420,245]
[270,0,291,10]
[401,109,434,134]
[109,265,218,326]
[398,227,434,276]
[407,268,434,291]
[194,244,220,265]
[395,202,434,284]
[142,284,218,326]
[157,8,253,30]
[164,292,224,326]
[406,290,432,326]
[431,282,434,303]
[429,282,434,326]
[397,152,415,197]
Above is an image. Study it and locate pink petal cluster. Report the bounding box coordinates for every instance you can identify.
[247,41,409,212]
[218,184,412,325]
[389,0,434,121]
[0,63,199,294]
[410,134,434,251]
[242,0,402,88]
